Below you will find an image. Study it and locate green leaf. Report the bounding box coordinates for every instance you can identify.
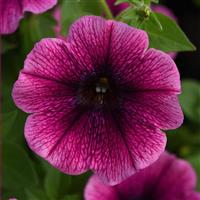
[25,187,50,200]
[44,166,72,200]
[2,110,18,136]
[115,0,130,5]
[2,39,16,54]
[61,194,81,200]
[150,0,159,3]
[61,0,101,35]
[3,143,39,189]
[19,12,56,54]
[187,154,200,191]
[150,12,162,30]
[179,80,200,123]
[167,125,200,157]
[141,12,196,52]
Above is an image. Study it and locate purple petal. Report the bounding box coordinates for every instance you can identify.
[109,21,148,74]
[155,154,197,200]
[88,111,166,185]
[123,92,183,130]
[122,48,181,92]
[86,111,139,185]
[67,16,113,67]
[22,38,93,83]
[23,0,57,13]
[119,110,167,170]
[12,72,76,113]
[84,176,118,200]
[186,193,200,200]
[25,110,90,175]
[68,16,149,79]
[0,0,23,34]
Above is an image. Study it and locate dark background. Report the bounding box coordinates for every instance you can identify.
[163,0,200,80]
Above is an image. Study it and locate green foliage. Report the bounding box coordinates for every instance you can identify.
[3,143,39,190]
[187,154,200,191]
[141,13,196,52]
[44,166,72,200]
[61,0,101,35]
[179,80,200,123]
[61,194,81,200]
[116,0,159,6]
[2,110,18,136]
[115,0,130,5]
[117,4,195,52]
[167,126,200,157]
[2,39,17,54]
[19,12,56,54]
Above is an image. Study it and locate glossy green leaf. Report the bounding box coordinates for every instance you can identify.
[3,143,39,189]
[141,13,196,52]
[179,80,200,123]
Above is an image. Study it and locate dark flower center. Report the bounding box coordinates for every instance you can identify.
[77,74,121,110]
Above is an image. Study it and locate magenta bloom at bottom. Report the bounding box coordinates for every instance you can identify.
[85,152,200,200]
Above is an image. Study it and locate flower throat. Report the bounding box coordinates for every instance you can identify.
[77,75,119,109]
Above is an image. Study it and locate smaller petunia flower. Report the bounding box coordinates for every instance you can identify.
[106,0,178,59]
[13,16,183,185]
[85,152,200,200]
[0,0,57,34]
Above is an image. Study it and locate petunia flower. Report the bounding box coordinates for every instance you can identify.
[85,152,200,200]
[12,16,183,185]
[0,0,57,34]
[106,0,178,59]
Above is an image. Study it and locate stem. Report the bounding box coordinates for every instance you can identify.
[99,0,114,19]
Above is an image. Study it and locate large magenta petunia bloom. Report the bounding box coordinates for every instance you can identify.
[0,0,57,34]
[12,16,183,185]
[85,152,200,200]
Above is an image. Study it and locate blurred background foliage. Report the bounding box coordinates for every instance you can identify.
[2,0,200,199]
